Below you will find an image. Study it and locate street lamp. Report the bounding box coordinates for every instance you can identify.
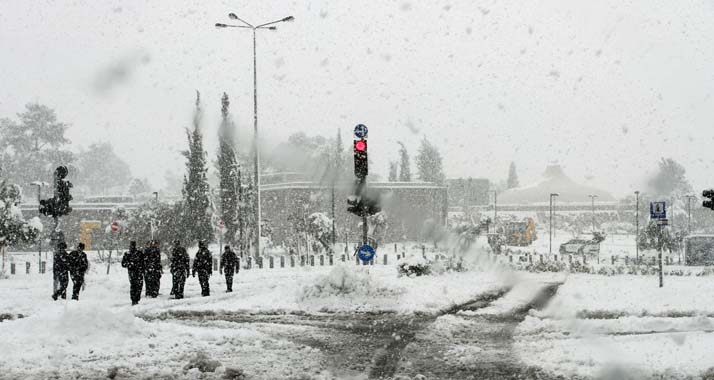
[588,194,598,233]
[30,181,47,273]
[215,12,294,257]
[492,190,498,232]
[685,195,696,235]
[549,193,559,255]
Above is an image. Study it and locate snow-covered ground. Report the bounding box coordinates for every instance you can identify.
[0,248,520,379]
[514,274,714,378]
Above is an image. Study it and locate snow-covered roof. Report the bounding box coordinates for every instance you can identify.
[498,165,614,204]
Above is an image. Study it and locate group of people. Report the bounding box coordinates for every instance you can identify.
[121,239,239,305]
[51,242,89,301]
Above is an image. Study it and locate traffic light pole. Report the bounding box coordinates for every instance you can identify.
[360,177,368,246]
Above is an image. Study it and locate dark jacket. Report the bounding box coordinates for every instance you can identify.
[67,250,89,277]
[170,246,190,275]
[220,249,238,273]
[144,247,162,274]
[121,248,145,274]
[53,249,70,276]
[192,248,212,275]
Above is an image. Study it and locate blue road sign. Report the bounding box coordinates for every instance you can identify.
[354,124,368,138]
[357,244,375,262]
[650,201,666,220]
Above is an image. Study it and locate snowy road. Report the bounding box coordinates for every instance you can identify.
[149,281,563,379]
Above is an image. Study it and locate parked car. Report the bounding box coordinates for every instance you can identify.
[559,239,600,255]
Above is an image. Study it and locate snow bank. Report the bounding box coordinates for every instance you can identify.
[300,264,401,299]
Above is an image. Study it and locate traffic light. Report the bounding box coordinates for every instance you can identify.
[704,189,714,210]
[346,190,382,216]
[354,139,368,178]
[38,166,73,218]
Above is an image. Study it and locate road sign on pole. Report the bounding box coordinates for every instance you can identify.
[218,219,225,230]
[650,202,666,220]
[357,244,375,262]
[354,124,368,139]
[110,221,119,233]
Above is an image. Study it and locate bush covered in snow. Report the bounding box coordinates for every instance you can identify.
[397,254,432,277]
[300,264,398,299]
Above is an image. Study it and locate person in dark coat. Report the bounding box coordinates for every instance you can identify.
[121,241,145,305]
[219,245,238,292]
[51,242,70,300]
[67,242,88,300]
[192,241,212,297]
[170,239,190,299]
[144,240,163,297]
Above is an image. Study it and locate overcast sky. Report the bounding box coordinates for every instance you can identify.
[1,0,713,198]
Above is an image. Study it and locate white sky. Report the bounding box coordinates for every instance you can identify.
[1,0,713,198]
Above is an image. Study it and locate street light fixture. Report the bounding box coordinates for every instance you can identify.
[215,12,294,257]
[549,193,559,255]
[588,194,598,233]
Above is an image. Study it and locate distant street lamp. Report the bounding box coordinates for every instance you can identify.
[685,195,696,235]
[30,181,47,273]
[635,190,640,262]
[215,12,295,256]
[492,191,498,231]
[588,194,598,233]
[549,193,559,255]
[152,191,158,203]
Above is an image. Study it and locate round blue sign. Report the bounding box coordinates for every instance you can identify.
[354,124,368,139]
[357,244,375,262]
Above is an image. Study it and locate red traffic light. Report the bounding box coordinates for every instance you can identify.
[355,140,367,152]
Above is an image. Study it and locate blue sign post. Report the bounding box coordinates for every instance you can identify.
[650,201,666,220]
[357,244,375,263]
[354,124,368,139]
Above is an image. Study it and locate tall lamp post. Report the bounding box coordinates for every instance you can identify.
[492,191,498,232]
[30,181,47,273]
[216,13,295,256]
[588,194,598,233]
[635,190,640,262]
[549,193,559,255]
[685,195,696,235]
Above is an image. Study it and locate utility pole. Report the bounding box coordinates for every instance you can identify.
[493,191,498,232]
[588,194,598,233]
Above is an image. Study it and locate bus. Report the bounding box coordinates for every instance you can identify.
[685,235,714,266]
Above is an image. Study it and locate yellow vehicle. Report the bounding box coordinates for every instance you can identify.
[501,218,537,246]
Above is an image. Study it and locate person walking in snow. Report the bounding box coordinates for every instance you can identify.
[51,242,70,301]
[121,241,146,305]
[67,242,88,300]
[170,239,190,299]
[192,240,212,297]
[143,240,162,297]
[219,245,238,292]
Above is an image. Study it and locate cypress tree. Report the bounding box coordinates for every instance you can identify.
[216,93,240,245]
[181,91,213,245]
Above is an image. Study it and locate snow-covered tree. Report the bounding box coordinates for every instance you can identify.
[388,161,398,182]
[0,174,42,274]
[306,212,334,252]
[638,220,676,253]
[0,103,74,195]
[507,161,519,189]
[397,142,411,182]
[367,211,389,248]
[415,137,445,184]
[648,158,693,198]
[127,178,152,198]
[75,142,132,195]
[216,92,241,246]
[181,91,213,245]
[125,201,183,250]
